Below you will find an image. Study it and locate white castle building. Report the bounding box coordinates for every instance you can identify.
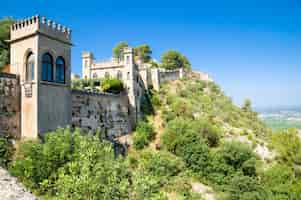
[0,15,212,140]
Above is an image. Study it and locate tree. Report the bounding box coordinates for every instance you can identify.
[0,17,14,71]
[161,50,191,70]
[101,77,124,94]
[134,44,152,63]
[112,41,129,60]
[242,99,252,112]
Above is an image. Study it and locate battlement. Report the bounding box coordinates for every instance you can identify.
[10,15,72,44]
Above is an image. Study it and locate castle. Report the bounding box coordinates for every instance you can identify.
[0,15,212,140]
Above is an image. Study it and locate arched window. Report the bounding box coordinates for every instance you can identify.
[105,72,110,78]
[42,53,53,82]
[56,57,65,83]
[117,70,122,80]
[25,52,35,82]
[93,72,98,79]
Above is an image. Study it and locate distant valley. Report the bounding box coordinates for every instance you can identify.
[256,106,301,130]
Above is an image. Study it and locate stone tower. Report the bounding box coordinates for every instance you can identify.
[82,52,94,79]
[9,15,72,138]
[123,47,138,125]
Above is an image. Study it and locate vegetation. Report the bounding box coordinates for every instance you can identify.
[2,75,301,199]
[112,41,192,71]
[101,77,124,94]
[161,50,191,70]
[9,128,131,198]
[113,41,129,60]
[134,44,152,63]
[270,128,301,164]
[0,17,14,71]
[133,121,155,150]
[0,137,14,167]
[72,77,124,94]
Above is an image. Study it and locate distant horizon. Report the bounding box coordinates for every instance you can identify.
[2,0,301,108]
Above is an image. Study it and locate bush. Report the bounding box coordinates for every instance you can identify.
[0,137,14,167]
[131,150,184,199]
[218,141,254,170]
[133,121,155,150]
[227,175,268,200]
[101,77,124,94]
[262,164,301,200]
[162,118,210,175]
[271,128,301,164]
[9,128,131,198]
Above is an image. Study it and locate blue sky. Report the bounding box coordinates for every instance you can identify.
[2,0,301,108]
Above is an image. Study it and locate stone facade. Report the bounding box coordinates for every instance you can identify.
[71,90,130,139]
[1,14,212,140]
[9,15,72,138]
[0,73,20,138]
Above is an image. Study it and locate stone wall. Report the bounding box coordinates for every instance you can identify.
[159,69,181,83]
[71,90,130,139]
[0,73,20,138]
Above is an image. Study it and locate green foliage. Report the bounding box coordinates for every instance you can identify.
[161,50,191,70]
[101,77,124,94]
[218,141,254,170]
[135,44,152,63]
[0,137,14,167]
[130,150,184,199]
[113,41,129,60]
[9,128,131,198]
[72,77,124,94]
[149,60,160,68]
[160,79,270,139]
[227,175,268,200]
[262,164,301,200]
[133,121,155,150]
[242,99,252,112]
[271,128,301,164]
[162,117,210,175]
[0,17,14,70]
[205,142,257,186]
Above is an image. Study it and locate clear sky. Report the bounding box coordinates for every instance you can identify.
[2,0,301,108]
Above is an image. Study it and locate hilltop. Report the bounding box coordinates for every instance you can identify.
[1,77,301,200]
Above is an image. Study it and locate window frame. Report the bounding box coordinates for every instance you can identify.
[55,56,66,84]
[42,53,54,82]
[25,52,35,82]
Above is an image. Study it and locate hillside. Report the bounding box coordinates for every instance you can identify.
[1,78,301,200]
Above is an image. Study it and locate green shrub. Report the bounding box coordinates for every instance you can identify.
[131,150,184,199]
[227,175,268,200]
[0,137,14,167]
[262,164,301,200]
[101,77,124,94]
[54,132,130,199]
[218,141,254,170]
[271,128,301,164]
[162,118,210,175]
[9,128,131,198]
[133,121,155,150]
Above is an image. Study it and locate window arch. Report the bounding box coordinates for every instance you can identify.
[93,72,98,79]
[117,70,122,80]
[105,72,110,78]
[42,53,53,82]
[56,57,65,83]
[25,52,35,82]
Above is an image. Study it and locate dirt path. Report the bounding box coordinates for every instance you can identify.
[191,182,216,200]
[0,167,38,200]
[149,110,165,150]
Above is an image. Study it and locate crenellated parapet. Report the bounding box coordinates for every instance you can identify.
[10,15,72,44]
